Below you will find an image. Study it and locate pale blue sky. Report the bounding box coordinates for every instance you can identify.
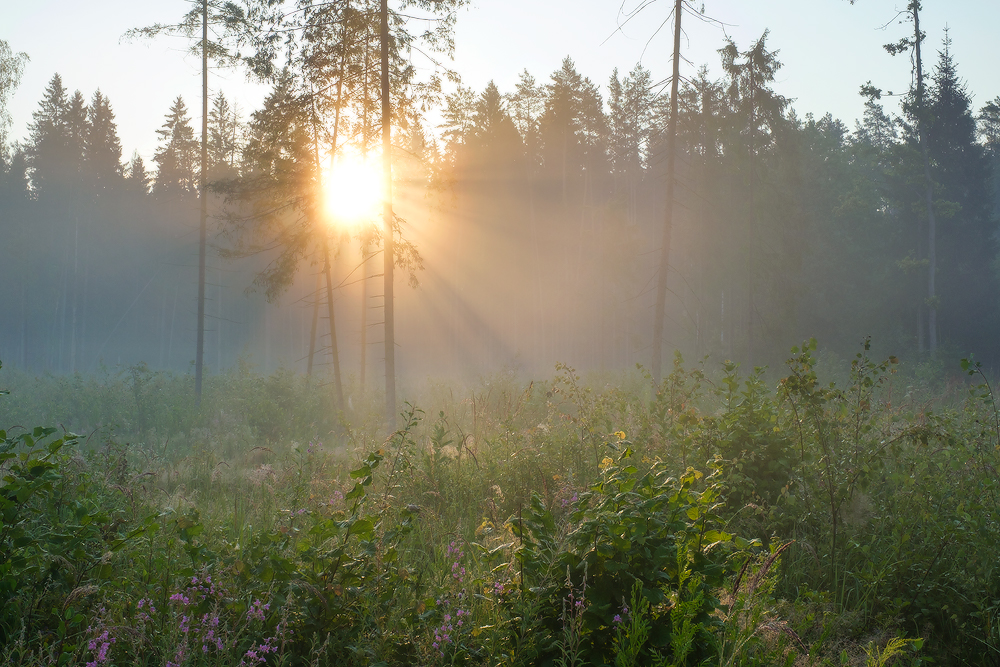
[6,0,998,163]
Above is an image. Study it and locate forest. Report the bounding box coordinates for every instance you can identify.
[1,0,1000,665]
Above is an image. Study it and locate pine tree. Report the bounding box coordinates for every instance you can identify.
[65,91,88,181]
[539,57,606,208]
[981,96,1000,155]
[607,64,654,224]
[980,97,1000,225]
[27,73,71,197]
[469,82,524,176]
[220,72,317,300]
[208,91,241,179]
[440,85,477,160]
[883,0,939,352]
[718,31,789,365]
[153,96,199,195]
[85,90,123,195]
[125,151,151,195]
[926,34,997,354]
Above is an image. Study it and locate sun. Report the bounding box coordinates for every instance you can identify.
[322,153,381,228]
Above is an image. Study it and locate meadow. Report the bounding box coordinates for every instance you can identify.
[1,340,997,666]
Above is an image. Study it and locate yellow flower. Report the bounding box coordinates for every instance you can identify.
[475,518,495,536]
[600,456,614,471]
[615,431,627,441]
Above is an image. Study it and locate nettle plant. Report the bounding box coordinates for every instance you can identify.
[508,441,755,666]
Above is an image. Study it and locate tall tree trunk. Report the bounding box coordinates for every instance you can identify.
[381,0,397,428]
[912,1,937,354]
[307,272,321,377]
[70,212,79,373]
[747,78,757,367]
[360,25,372,394]
[21,281,27,369]
[309,84,344,411]
[323,239,345,409]
[216,264,222,374]
[651,0,682,384]
[195,0,208,402]
[360,241,369,391]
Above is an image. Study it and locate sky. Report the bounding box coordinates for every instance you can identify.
[5,0,999,164]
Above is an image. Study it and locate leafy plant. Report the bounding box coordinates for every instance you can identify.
[511,445,752,666]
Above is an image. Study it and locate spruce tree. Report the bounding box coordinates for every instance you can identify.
[65,91,88,183]
[926,34,996,355]
[125,152,151,195]
[153,96,199,195]
[27,74,70,197]
[208,91,241,179]
[85,90,124,195]
[718,31,789,366]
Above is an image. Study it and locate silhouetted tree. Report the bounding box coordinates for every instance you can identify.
[925,34,997,355]
[153,96,198,196]
[85,90,123,196]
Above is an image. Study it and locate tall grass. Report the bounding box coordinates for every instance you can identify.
[1,344,992,665]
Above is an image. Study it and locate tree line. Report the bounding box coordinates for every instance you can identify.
[1,19,998,383]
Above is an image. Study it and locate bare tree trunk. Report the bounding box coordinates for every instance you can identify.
[21,281,27,369]
[360,241,369,391]
[195,0,208,402]
[168,284,178,367]
[323,239,345,410]
[747,81,757,368]
[307,271,321,377]
[216,264,222,374]
[381,0,397,428]
[360,25,372,394]
[70,213,79,373]
[913,2,937,354]
[651,0,682,384]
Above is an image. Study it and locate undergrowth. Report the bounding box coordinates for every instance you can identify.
[0,341,993,666]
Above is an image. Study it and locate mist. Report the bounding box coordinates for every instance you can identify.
[1,26,999,401]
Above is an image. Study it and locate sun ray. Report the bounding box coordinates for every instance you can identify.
[322,151,380,230]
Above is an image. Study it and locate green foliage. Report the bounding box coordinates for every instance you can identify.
[709,360,792,509]
[509,447,749,666]
[10,347,1000,665]
[0,422,143,661]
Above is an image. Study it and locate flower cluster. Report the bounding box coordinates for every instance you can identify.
[447,540,466,583]
[241,623,283,666]
[85,629,115,667]
[167,612,223,666]
[431,595,471,657]
[551,475,581,513]
[136,597,157,623]
[169,573,217,607]
[613,599,630,625]
[561,491,579,508]
[247,598,270,623]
